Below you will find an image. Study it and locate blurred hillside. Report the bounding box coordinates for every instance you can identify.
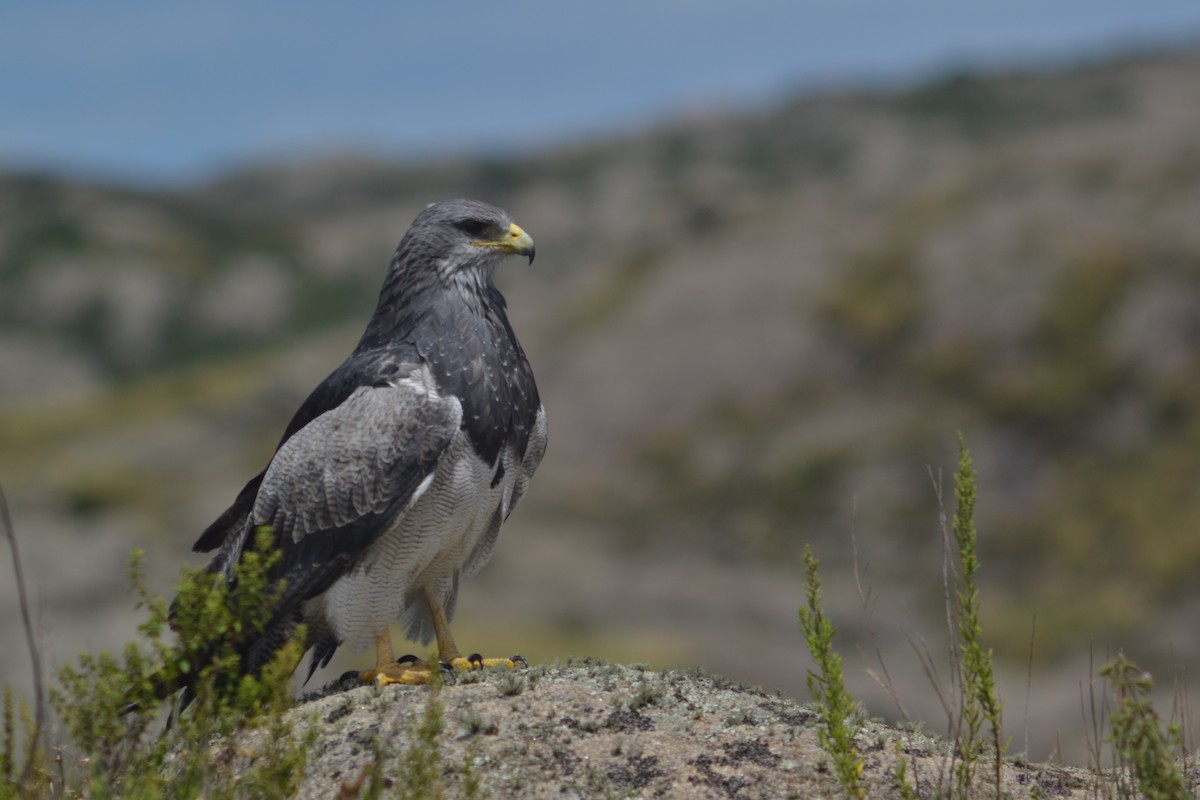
[4,45,1200,762]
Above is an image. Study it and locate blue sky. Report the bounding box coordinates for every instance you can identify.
[3,1,1200,184]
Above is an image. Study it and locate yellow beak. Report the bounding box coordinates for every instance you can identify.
[473,222,536,263]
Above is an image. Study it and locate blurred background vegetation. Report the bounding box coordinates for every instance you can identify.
[5,33,1200,765]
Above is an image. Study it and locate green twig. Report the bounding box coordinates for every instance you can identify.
[951,433,1005,797]
[799,544,865,799]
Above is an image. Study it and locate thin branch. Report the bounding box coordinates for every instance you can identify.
[1,485,44,789]
[850,510,909,720]
[1024,613,1036,763]
[926,465,961,697]
[1017,612,1036,792]
[927,463,965,780]
[850,497,869,608]
[910,632,961,795]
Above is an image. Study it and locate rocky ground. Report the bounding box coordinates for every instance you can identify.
[253,661,1096,800]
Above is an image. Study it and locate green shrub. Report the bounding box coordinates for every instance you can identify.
[1102,653,1190,800]
[48,526,312,798]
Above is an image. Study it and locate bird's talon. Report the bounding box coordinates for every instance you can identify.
[510,654,528,668]
[371,659,433,686]
[467,652,484,668]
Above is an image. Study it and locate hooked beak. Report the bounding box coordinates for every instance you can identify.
[473,222,536,263]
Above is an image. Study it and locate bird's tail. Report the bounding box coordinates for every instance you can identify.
[120,524,304,719]
[121,635,217,718]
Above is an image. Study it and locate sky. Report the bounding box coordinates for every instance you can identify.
[3,1,1200,185]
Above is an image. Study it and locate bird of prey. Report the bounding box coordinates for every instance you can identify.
[191,198,546,685]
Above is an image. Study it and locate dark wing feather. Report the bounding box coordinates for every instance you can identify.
[193,472,263,553]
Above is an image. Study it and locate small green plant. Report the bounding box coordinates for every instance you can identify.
[1102,653,1190,800]
[950,432,1006,796]
[497,671,525,697]
[393,670,448,800]
[893,740,919,800]
[50,526,313,798]
[458,706,498,737]
[0,687,46,800]
[359,736,389,800]
[460,740,484,800]
[628,678,664,712]
[798,544,865,799]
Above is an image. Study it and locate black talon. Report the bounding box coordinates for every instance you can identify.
[396,654,421,667]
[337,670,360,685]
[509,654,528,668]
[467,652,484,668]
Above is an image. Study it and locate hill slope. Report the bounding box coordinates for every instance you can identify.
[4,45,1200,764]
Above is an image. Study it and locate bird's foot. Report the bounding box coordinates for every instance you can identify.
[360,654,452,686]
[355,653,526,686]
[447,653,528,671]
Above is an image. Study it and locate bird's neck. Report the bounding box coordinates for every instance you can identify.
[357,266,509,353]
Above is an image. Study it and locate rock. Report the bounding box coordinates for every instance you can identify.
[262,660,1092,800]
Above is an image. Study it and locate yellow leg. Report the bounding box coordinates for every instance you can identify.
[425,587,525,672]
[360,594,525,686]
[425,588,462,664]
[375,629,395,672]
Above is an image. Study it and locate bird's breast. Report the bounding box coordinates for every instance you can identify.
[316,430,517,650]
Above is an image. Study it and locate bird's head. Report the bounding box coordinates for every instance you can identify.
[363,199,536,347]
[400,199,536,285]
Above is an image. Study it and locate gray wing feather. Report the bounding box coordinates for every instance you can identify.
[462,404,548,577]
[506,404,548,521]
[251,366,462,550]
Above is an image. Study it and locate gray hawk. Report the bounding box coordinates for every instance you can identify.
[192,198,546,685]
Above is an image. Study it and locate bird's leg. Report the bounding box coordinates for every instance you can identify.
[363,597,527,686]
[425,587,526,672]
[426,589,463,665]
[361,628,427,686]
[376,628,396,670]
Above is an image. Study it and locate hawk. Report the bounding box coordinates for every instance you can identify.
[192,198,546,685]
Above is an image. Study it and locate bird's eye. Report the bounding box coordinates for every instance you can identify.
[457,219,492,238]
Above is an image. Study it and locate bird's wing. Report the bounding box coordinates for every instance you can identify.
[507,404,548,520]
[192,370,363,555]
[192,346,425,555]
[221,364,461,593]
